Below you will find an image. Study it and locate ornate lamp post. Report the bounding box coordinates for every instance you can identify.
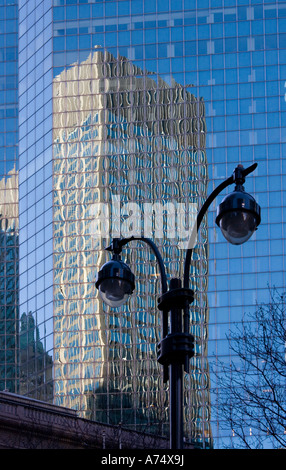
[95,163,261,449]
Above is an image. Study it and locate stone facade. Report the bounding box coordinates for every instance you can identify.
[0,391,178,449]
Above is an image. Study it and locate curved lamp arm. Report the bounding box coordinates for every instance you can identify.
[183,163,258,289]
[105,236,169,372]
[106,236,168,294]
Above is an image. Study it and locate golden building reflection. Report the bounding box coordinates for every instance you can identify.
[0,168,18,394]
[52,48,211,446]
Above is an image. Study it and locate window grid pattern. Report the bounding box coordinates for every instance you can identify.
[15,0,286,449]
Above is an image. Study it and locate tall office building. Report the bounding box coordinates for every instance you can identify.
[9,0,286,448]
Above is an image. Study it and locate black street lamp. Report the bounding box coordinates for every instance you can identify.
[95,163,261,450]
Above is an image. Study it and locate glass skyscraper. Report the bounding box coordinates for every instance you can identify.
[0,0,282,449]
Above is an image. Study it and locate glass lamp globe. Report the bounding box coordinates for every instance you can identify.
[95,258,135,308]
[216,189,261,245]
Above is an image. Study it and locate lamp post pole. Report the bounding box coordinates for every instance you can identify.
[157,277,194,449]
[95,163,261,450]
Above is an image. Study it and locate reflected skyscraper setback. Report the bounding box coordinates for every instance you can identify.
[52,49,210,444]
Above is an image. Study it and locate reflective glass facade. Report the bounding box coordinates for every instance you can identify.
[14,0,286,449]
[0,0,18,394]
